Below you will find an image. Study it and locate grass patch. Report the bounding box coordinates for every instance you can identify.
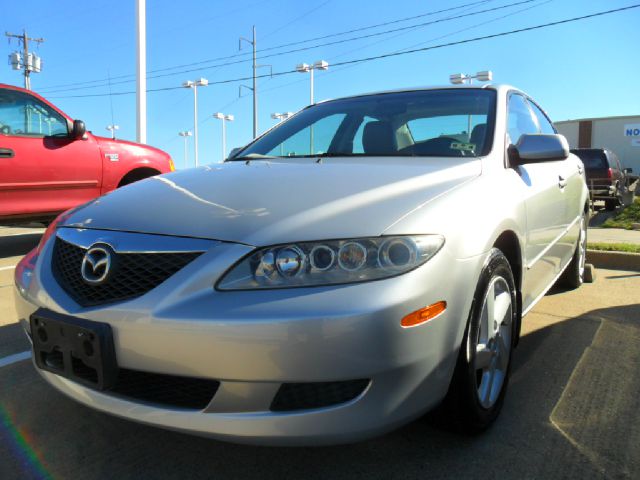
[602,197,640,230]
[587,242,640,253]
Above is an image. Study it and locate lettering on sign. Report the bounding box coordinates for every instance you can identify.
[624,124,640,137]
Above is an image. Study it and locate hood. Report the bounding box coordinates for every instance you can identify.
[93,135,170,158]
[63,158,480,246]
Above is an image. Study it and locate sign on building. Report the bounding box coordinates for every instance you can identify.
[624,124,640,147]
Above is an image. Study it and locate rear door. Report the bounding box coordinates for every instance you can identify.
[0,87,103,219]
[529,99,583,265]
[508,93,566,308]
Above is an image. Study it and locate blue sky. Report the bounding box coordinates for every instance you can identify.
[2,0,639,168]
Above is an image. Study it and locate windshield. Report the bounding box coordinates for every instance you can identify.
[232,89,496,160]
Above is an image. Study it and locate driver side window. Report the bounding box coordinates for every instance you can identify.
[507,94,538,145]
[0,89,68,137]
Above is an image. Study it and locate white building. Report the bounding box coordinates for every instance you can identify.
[554,115,640,173]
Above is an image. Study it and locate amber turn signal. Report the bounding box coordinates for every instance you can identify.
[401,301,447,328]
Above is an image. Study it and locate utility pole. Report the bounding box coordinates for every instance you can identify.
[240,26,258,138]
[5,30,44,90]
[136,0,147,144]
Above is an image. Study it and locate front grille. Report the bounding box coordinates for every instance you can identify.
[110,368,219,410]
[270,379,370,412]
[52,237,202,307]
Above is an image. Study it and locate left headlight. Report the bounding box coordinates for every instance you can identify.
[217,235,444,290]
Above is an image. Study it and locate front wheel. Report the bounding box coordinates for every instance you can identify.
[444,249,518,432]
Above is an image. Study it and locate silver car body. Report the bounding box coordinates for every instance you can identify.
[14,84,588,445]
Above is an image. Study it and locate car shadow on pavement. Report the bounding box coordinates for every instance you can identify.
[0,234,41,259]
[1,305,638,480]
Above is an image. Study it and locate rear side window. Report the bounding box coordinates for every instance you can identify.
[572,150,607,169]
[528,101,556,134]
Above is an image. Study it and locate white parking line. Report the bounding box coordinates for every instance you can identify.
[0,265,16,272]
[0,350,31,368]
[1,230,44,237]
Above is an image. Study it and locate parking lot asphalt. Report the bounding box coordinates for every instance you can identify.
[0,227,638,480]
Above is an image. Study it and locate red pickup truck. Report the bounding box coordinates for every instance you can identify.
[0,83,174,224]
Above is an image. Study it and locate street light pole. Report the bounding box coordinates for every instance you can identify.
[106,124,120,139]
[178,130,192,168]
[449,71,493,139]
[183,78,208,167]
[296,60,329,105]
[214,113,234,161]
[136,0,147,143]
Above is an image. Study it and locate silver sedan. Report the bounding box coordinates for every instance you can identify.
[14,84,588,445]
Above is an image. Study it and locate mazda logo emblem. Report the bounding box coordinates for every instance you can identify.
[81,245,112,285]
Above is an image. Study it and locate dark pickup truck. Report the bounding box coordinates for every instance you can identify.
[570,148,632,210]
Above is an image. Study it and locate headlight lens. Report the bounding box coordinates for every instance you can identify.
[217,235,444,290]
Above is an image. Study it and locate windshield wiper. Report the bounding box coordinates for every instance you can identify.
[229,153,279,161]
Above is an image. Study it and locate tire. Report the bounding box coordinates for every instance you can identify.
[559,211,587,289]
[605,198,617,211]
[444,248,518,433]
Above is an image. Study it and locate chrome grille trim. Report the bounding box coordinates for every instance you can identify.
[56,227,219,253]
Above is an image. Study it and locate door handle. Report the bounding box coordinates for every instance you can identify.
[558,175,567,189]
[0,148,14,158]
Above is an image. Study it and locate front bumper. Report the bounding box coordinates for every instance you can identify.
[14,236,481,445]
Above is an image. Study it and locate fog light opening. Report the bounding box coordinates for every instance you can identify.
[401,301,447,328]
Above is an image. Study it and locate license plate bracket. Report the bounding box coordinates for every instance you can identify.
[30,308,118,390]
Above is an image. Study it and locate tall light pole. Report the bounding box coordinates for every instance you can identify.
[183,78,208,167]
[136,0,146,143]
[449,70,493,85]
[449,71,493,137]
[178,130,192,168]
[271,112,294,123]
[213,113,234,162]
[106,124,120,139]
[270,112,293,156]
[296,60,329,105]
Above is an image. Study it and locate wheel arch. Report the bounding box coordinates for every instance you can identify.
[492,230,523,345]
[117,167,161,187]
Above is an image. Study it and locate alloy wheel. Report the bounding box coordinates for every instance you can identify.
[473,276,513,409]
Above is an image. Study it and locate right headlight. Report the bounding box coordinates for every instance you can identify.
[216,235,445,290]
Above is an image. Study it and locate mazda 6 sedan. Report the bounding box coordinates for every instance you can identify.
[14,84,588,445]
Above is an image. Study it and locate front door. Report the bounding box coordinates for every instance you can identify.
[0,88,102,219]
[507,93,567,310]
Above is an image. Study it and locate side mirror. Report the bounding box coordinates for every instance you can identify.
[510,134,569,165]
[71,120,86,140]
[624,167,633,174]
[227,147,242,160]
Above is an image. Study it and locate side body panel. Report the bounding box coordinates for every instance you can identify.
[0,133,103,218]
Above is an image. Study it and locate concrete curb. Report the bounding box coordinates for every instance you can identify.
[586,250,640,272]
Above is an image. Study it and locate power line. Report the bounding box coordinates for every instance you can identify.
[48,4,640,99]
[260,0,551,98]
[37,0,499,93]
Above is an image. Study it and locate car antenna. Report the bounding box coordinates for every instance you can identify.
[316,157,323,164]
[245,159,251,165]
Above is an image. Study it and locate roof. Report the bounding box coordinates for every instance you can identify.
[555,114,640,124]
[315,83,520,105]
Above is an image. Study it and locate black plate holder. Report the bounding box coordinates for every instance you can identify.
[30,308,118,390]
